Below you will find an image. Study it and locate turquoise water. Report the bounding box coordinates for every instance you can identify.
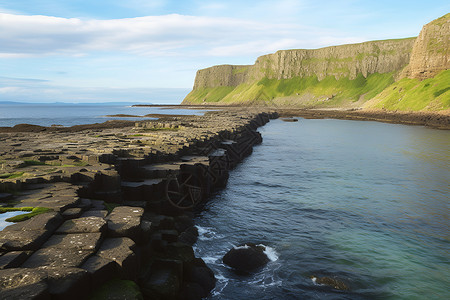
[0,103,207,127]
[194,118,450,299]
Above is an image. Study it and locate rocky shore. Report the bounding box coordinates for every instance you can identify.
[0,109,278,299]
[131,105,450,130]
[277,108,450,130]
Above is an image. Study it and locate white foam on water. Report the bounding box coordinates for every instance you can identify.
[196,225,223,240]
[258,244,279,261]
[233,244,250,250]
[212,272,229,296]
[202,255,221,264]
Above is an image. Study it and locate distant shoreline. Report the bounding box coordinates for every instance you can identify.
[1,104,448,131]
[277,108,450,130]
[135,104,450,130]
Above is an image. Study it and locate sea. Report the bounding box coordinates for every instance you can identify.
[193,118,450,300]
[1,104,449,299]
[0,102,207,127]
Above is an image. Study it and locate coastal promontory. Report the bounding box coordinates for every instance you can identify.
[183,13,449,112]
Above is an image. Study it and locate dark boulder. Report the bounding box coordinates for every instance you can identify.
[223,243,269,273]
[178,226,198,246]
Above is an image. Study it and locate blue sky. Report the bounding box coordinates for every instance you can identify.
[0,1,448,103]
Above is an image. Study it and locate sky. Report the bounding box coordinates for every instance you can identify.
[0,1,449,103]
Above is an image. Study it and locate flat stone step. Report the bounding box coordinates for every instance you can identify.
[121,178,164,188]
[180,156,210,164]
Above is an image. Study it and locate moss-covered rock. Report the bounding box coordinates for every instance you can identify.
[89,278,143,300]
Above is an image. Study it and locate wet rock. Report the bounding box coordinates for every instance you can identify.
[0,251,32,269]
[0,268,50,300]
[183,258,216,299]
[107,206,144,243]
[164,242,195,263]
[181,282,206,300]
[159,229,179,243]
[140,259,182,299]
[89,278,143,300]
[174,215,195,233]
[45,267,90,300]
[223,243,269,273]
[81,255,118,288]
[96,237,137,280]
[56,216,107,234]
[178,226,198,246]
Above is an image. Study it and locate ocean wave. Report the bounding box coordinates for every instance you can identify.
[196,225,223,240]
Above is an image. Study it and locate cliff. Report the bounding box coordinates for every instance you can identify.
[183,13,449,111]
[400,13,450,80]
[364,13,450,111]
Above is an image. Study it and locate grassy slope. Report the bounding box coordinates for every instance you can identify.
[185,73,396,107]
[364,69,450,111]
[184,71,450,111]
[184,86,236,103]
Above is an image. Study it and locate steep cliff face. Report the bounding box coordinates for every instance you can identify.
[193,65,251,89]
[183,14,449,111]
[251,39,414,81]
[401,13,450,80]
[362,14,450,111]
[191,38,414,90]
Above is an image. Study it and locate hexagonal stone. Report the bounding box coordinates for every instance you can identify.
[90,200,106,209]
[0,230,51,251]
[45,267,91,300]
[0,268,50,299]
[56,217,107,234]
[107,206,144,242]
[80,255,118,288]
[42,233,103,251]
[81,210,108,218]
[38,196,80,212]
[96,237,137,280]
[21,248,92,268]
[61,208,83,219]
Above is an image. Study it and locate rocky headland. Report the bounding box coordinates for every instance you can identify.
[182,13,449,114]
[0,109,277,299]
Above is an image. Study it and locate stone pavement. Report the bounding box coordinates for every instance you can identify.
[0,109,278,299]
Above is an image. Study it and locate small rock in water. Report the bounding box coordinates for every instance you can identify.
[310,275,349,291]
[223,243,269,274]
[281,118,298,122]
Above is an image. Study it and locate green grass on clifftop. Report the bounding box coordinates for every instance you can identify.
[366,69,450,111]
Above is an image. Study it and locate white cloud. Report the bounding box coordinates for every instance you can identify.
[0,87,21,93]
[0,12,359,58]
